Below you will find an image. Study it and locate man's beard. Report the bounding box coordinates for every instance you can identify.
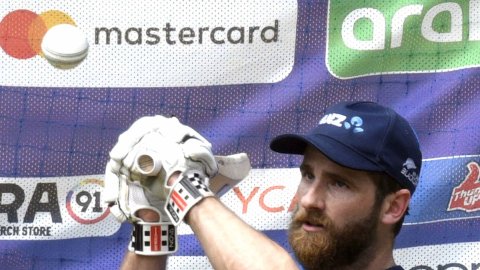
[288,204,381,270]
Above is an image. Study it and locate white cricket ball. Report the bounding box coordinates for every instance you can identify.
[41,24,89,69]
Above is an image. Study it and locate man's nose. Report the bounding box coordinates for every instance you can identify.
[299,182,326,210]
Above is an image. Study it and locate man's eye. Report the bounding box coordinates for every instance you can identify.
[301,171,314,181]
[333,180,348,188]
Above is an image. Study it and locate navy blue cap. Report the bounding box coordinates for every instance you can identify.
[270,101,422,194]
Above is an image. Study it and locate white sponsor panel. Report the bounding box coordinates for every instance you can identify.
[168,256,213,269]
[2,168,478,270]
[167,244,480,270]
[0,168,299,240]
[0,176,120,240]
[394,242,480,270]
[0,0,297,87]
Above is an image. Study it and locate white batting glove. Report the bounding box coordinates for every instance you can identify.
[110,115,218,182]
[103,115,218,214]
[104,115,219,255]
[104,115,251,227]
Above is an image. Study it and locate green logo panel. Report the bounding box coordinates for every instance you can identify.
[327,0,480,78]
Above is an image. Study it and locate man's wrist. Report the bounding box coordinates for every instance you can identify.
[184,196,218,225]
[129,221,178,256]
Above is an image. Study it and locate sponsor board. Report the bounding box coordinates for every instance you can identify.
[0,176,119,240]
[406,155,480,225]
[0,0,297,87]
[1,155,478,246]
[394,242,480,270]
[168,244,480,270]
[327,0,480,78]
[448,161,480,212]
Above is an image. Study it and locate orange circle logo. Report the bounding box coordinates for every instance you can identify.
[0,9,76,59]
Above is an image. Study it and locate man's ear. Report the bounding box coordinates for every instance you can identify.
[380,189,411,225]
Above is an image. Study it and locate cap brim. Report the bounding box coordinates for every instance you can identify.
[270,134,382,171]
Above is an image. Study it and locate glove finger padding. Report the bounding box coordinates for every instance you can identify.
[110,115,218,188]
[125,132,216,199]
[110,116,216,173]
[104,162,165,223]
[210,153,251,196]
[109,116,174,162]
[182,138,218,177]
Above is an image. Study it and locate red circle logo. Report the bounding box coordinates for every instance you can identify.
[66,178,110,225]
[0,9,76,59]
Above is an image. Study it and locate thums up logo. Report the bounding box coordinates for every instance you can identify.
[327,0,480,78]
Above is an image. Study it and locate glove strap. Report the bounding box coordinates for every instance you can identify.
[165,171,214,226]
[128,221,178,256]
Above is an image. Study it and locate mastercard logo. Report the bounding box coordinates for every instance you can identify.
[0,9,76,59]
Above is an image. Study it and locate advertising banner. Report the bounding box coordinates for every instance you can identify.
[0,0,478,269]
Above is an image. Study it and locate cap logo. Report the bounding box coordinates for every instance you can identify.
[319,113,364,133]
[343,116,364,133]
[401,158,419,186]
[319,113,346,127]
